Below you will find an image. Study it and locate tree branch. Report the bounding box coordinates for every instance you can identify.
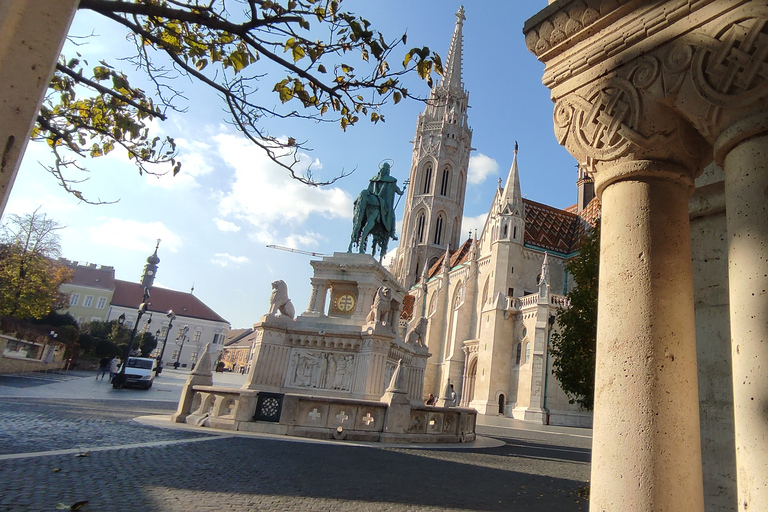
[55,63,167,121]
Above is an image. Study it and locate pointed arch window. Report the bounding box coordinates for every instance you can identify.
[433,215,444,245]
[515,343,522,365]
[513,225,518,240]
[440,167,450,196]
[416,212,426,243]
[502,223,508,239]
[422,163,433,194]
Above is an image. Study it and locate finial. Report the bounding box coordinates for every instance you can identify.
[514,140,518,153]
[456,5,466,23]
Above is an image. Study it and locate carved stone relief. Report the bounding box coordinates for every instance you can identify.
[286,349,356,391]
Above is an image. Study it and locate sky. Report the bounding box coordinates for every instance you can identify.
[3,1,579,329]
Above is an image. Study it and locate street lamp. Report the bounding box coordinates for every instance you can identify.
[113,287,151,389]
[173,324,189,370]
[156,310,175,374]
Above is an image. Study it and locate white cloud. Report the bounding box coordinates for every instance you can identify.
[211,253,249,267]
[213,218,241,232]
[468,153,499,185]
[461,213,487,239]
[214,133,353,229]
[87,218,183,253]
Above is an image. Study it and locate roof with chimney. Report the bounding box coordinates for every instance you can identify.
[58,259,116,291]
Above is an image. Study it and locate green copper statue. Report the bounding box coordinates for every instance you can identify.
[348,161,406,261]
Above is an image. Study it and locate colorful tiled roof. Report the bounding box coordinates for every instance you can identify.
[522,198,582,254]
[426,238,474,279]
[112,280,229,324]
[401,294,415,320]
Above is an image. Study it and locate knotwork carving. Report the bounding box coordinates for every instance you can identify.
[690,17,768,108]
[554,78,657,166]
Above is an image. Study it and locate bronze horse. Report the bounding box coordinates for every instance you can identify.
[348,189,394,261]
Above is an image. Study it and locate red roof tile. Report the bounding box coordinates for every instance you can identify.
[111,280,229,324]
[523,198,581,254]
[426,238,474,278]
[59,259,115,290]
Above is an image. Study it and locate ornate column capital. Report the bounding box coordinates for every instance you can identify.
[527,1,768,171]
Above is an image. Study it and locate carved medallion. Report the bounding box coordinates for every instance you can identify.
[332,292,356,314]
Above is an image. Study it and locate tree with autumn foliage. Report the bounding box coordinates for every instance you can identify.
[36,0,443,202]
[0,209,73,319]
[550,220,600,411]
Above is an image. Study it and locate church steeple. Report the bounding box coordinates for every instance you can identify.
[502,142,522,210]
[393,7,473,290]
[441,6,466,92]
[140,239,161,288]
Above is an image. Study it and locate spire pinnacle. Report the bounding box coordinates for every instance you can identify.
[502,142,522,210]
[441,6,466,91]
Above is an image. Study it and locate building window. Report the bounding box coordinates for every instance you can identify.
[513,226,518,240]
[525,342,531,364]
[508,288,514,297]
[171,350,179,360]
[190,352,198,363]
[193,331,202,343]
[69,294,80,306]
[422,163,432,194]
[515,344,522,365]
[433,216,443,245]
[91,317,101,322]
[83,296,93,308]
[416,213,426,243]
[96,297,106,309]
[440,168,450,196]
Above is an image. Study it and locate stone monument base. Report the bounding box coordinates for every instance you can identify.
[172,383,477,444]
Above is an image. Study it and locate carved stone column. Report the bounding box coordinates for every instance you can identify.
[524,2,720,509]
[0,0,79,214]
[592,160,704,511]
[717,126,768,510]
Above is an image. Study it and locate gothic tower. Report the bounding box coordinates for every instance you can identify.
[393,6,473,290]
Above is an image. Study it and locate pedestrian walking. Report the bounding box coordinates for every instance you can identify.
[109,357,120,381]
[96,357,110,380]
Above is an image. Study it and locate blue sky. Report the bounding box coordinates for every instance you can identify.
[4,1,578,328]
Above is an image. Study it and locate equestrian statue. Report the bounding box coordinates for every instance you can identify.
[348,161,406,262]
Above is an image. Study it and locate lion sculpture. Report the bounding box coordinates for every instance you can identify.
[268,280,295,319]
[366,286,391,325]
[405,317,428,347]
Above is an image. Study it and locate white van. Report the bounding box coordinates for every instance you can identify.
[120,357,157,389]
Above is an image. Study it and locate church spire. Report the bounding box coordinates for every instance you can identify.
[441,6,466,92]
[502,141,522,210]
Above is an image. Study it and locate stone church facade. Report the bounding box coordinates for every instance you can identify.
[391,8,598,428]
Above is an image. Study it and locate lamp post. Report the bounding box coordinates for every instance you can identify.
[113,287,150,389]
[156,310,175,374]
[173,325,189,370]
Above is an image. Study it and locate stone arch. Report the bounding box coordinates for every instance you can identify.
[463,356,478,406]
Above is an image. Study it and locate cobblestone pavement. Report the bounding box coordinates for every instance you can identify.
[0,374,591,512]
